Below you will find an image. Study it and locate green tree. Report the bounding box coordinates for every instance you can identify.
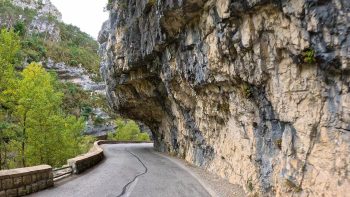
[26,114,86,167]
[0,26,100,169]
[12,63,88,167]
[0,29,20,169]
[109,118,150,141]
[0,121,12,169]
[0,29,19,92]
[59,115,86,163]
[12,63,62,166]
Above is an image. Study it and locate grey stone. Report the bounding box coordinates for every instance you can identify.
[6,188,17,197]
[25,185,32,195]
[2,178,13,190]
[13,177,22,187]
[22,175,32,185]
[31,174,37,182]
[37,180,47,190]
[31,183,38,193]
[46,179,54,187]
[18,186,27,196]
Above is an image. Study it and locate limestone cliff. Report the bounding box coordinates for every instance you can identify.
[99,0,350,196]
[8,0,62,41]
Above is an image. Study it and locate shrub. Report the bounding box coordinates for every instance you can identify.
[106,0,114,10]
[275,139,282,149]
[81,106,93,120]
[20,35,47,63]
[13,21,26,36]
[94,116,105,126]
[0,1,37,28]
[45,23,100,76]
[285,179,302,192]
[303,48,316,64]
[247,179,254,192]
[148,0,156,6]
[240,82,253,98]
[109,118,151,141]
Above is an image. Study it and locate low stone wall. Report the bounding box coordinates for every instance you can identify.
[0,141,152,196]
[67,141,104,174]
[98,140,153,145]
[0,165,53,197]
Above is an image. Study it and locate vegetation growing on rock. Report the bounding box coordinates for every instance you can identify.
[302,48,316,64]
[47,22,100,76]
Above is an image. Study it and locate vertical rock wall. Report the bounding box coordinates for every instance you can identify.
[99,0,350,195]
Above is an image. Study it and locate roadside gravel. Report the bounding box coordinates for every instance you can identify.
[155,152,247,197]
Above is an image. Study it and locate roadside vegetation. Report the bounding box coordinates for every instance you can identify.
[108,118,150,142]
[0,29,95,170]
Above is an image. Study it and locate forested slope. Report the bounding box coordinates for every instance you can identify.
[0,0,107,170]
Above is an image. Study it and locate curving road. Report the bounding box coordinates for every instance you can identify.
[31,143,211,197]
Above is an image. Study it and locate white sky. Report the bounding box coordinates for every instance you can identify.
[50,0,109,39]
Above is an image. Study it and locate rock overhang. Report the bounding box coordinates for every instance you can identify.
[99,0,350,195]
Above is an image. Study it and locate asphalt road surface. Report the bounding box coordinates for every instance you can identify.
[32,143,211,197]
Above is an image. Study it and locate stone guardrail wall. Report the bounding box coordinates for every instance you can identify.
[0,140,152,196]
[67,141,104,174]
[0,165,53,197]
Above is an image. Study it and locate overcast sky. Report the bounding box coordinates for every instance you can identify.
[50,0,109,39]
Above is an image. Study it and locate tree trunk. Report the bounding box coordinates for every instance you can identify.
[0,144,2,170]
[3,142,8,169]
[21,112,27,167]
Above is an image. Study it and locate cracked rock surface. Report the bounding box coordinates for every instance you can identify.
[99,0,350,195]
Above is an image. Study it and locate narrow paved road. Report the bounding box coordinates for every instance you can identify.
[32,143,211,197]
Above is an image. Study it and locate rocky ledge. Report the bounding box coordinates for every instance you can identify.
[99,0,350,196]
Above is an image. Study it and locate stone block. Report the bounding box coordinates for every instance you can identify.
[31,183,38,192]
[46,179,54,187]
[23,175,32,185]
[37,180,46,190]
[18,186,27,196]
[25,185,32,195]
[36,173,42,181]
[13,176,23,187]
[2,178,13,190]
[41,172,48,180]
[31,174,37,182]
[6,188,18,197]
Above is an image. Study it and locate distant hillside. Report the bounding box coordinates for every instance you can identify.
[0,0,100,79]
[0,0,115,134]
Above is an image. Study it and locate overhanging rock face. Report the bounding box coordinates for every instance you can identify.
[98,0,350,195]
